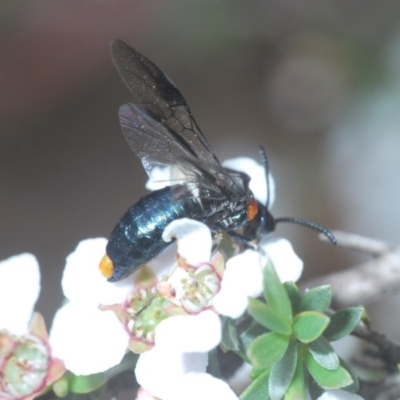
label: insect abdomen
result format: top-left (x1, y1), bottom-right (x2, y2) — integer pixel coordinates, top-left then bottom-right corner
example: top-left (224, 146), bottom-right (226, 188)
top-left (106, 185), bottom-right (203, 281)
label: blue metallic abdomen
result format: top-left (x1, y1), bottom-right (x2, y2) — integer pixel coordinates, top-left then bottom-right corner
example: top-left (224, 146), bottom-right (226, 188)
top-left (106, 185), bottom-right (204, 281)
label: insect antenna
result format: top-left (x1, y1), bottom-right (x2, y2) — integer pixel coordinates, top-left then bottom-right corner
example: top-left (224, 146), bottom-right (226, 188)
top-left (259, 146), bottom-right (271, 209)
top-left (274, 217), bottom-right (337, 244)
top-left (257, 146), bottom-right (336, 245)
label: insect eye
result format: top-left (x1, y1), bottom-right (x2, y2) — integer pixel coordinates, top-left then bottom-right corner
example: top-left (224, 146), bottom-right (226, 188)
top-left (246, 198), bottom-right (258, 221)
top-left (99, 254), bottom-right (114, 278)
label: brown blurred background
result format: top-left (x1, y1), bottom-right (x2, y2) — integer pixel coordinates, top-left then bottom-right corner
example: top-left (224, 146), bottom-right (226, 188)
top-left (1, 1), bottom-right (400, 332)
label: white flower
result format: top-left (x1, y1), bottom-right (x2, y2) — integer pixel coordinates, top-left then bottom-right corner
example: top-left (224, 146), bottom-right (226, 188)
top-left (0, 253), bottom-right (40, 335)
top-left (50, 302), bottom-right (128, 375)
top-left (213, 239), bottom-right (303, 318)
top-left (145, 166), bottom-right (173, 191)
top-left (50, 238), bottom-right (130, 375)
top-left (136, 313), bottom-right (233, 399)
top-left (145, 165), bottom-right (187, 191)
top-left (317, 390), bottom-right (364, 400)
top-left (155, 311), bottom-right (221, 353)
top-left (260, 238), bottom-right (303, 283)
top-left (165, 372), bottom-right (239, 400)
top-left (0, 254), bottom-right (66, 399)
top-left (163, 219), bottom-right (212, 266)
top-left (223, 157), bottom-right (275, 206)
top-left (135, 346), bottom-right (208, 399)
top-left (212, 250), bottom-right (263, 318)
top-left (61, 238), bottom-right (133, 306)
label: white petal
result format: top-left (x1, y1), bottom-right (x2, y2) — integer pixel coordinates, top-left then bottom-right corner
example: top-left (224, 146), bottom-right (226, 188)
top-left (165, 372), bottom-right (238, 400)
top-left (317, 390), bottom-right (364, 400)
top-left (62, 238), bottom-right (133, 306)
top-left (145, 166), bottom-right (172, 191)
top-left (147, 242), bottom-right (177, 280)
top-left (155, 311), bottom-right (221, 353)
top-left (136, 347), bottom-right (208, 399)
top-left (223, 157), bottom-right (275, 207)
top-left (0, 253), bottom-right (40, 334)
top-left (212, 250), bottom-right (263, 318)
top-left (162, 219), bottom-right (212, 265)
top-left (260, 238), bottom-right (303, 282)
top-left (50, 302), bottom-right (129, 375)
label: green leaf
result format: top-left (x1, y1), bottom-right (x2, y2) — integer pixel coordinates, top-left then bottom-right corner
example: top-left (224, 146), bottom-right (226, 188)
top-left (52, 376), bottom-right (69, 398)
top-left (221, 317), bottom-right (240, 352)
top-left (308, 337), bottom-right (339, 370)
top-left (248, 333), bottom-right (289, 369)
top-left (305, 353), bottom-right (353, 390)
top-left (283, 282), bottom-right (302, 315)
top-left (307, 373), bottom-right (324, 400)
top-left (269, 339), bottom-right (298, 400)
top-left (69, 373), bottom-right (107, 394)
top-left (324, 307), bottom-right (364, 342)
top-left (207, 348), bottom-right (221, 378)
top-left (68, 351), bottom-right (139, 394)
top-left (240, 369), bottom-right (271, 400)
top-left (284, 356), bottom-right (307, 400)
top-left (237, 321), bottom-right (269, 360)
top-left (293, 311), bottom-right (330, 343)
top-left (299, 286), bottom-right (332, 313)
top-left (340, 358), bottom-right (359, 393)
top-left (250, 366), bottom-right (269, 380)
top-left (248, 298), bottom-right (292, 335)
top-left (263, 261), bottom-right (292, 321)
top-left (104, 351), bottom-right (138, 378)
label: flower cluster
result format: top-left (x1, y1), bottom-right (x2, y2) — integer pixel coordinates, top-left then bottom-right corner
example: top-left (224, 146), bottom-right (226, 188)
top-left (0, 157), bottom-right (363, 400)
top-left (0, 254), bottom-right (65, 400)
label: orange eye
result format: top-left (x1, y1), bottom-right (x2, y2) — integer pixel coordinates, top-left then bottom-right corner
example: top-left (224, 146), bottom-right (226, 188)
top-left (99, 254), bottom-right (114, 278)
top-left (246, 198), bottom-right (258, 221)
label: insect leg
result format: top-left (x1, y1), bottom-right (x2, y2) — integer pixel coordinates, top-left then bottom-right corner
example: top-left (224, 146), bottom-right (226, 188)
top-left (227, 230), bottom-right (258, 250)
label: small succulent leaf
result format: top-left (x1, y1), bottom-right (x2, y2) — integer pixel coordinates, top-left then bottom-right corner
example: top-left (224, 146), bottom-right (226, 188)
top-left (248, 298), bottom-right (292, 335)
top-left (307, 372), bottom-right (324, 400)
top-left (263, 260), bottom-right (292, 321)
top-left (293, 311), bottom-right (330, 343)
top-left (284, 355), bottom-right (307, 400)
top-left (283, 282), bottom-right (302, 315)
top-left (299, 285), bottom-right (332, 313)
top-left (340, 358), bottom-right (360, 393)
top-left (69, 373), bottom-right (107, 394)
top-left (248, 333), bottom-right (290, 369)
top-left (305, 353), bottom-right (353, 390)
top-left (238, 321), bottom-right (269, 360)
top-left (101, 351), bottom-right (138, 381)
top-left (52, 377), bottom-right (69, 398)
top-left (250, 366), bottom-right (269, 380)
top-left (208, 348), bottom-right (221, 378)
top-left (360, 308), bottom-right (371, 327)
top-left (240, 369), bottom-right (271, 400)
top-left (221, 317), bottom-right (240, 352)
top-left (324, 307), bottom-right (364, 342)
top-left (308, 337), bottom-right (339, 370)
top-left (269, 338), bottom-right (298, 400)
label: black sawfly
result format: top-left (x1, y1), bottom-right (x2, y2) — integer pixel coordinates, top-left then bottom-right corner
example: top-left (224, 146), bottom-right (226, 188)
top-left (99, 40), bottom-right (336, 282)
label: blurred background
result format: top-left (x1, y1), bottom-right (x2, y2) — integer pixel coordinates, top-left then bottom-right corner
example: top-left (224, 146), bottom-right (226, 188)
top-left (1, 0), bottom-right (400, 335)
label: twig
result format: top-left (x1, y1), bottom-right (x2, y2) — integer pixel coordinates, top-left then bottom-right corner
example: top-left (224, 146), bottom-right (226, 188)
top-left (351, 321), bottom-right (400, 373)
top-left (319, 231), bottom-right (392, 256)
top-left (359, 374), bottom-right (400, 400)
top-left (303, 232), bottom-right (400, 308)
top-left (305, 233), bottom-right (400, 399)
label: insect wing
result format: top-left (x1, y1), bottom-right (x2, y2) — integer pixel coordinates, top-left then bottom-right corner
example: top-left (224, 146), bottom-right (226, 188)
top-left (119, 102), bottom-right (200, 182)
top-left (111, 39), bottom-right (219, 166)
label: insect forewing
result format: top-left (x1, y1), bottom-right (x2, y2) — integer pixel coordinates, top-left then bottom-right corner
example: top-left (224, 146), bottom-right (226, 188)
top-left (111, 39), bottom-right (220, 167)
top-left (112, 39), bottom-right (251, 204)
